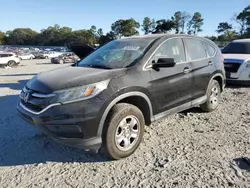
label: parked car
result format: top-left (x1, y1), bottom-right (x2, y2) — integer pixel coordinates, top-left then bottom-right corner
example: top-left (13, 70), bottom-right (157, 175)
top-left (17, 34), bottom-right (226, 160)
top-left (40, 51), bottom-right (63, 59)
top-left (0, 53), bottom-right (20, 67)
top-left (33, 51), bottom-right (45, 59)
top-left (51, 52), bottom-right (80, 64)
top-left (222, 39), bottom-right (250, 85)
top-left (19, 53), bottom-right (35, 60)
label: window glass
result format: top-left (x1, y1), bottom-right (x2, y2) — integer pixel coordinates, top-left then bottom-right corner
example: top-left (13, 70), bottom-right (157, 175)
top-left (222, 42), bottom-right (250, 54)
top-left (77, 38), bottom-right (155, 69)
top-left (0, 54), bottom-right (9, 57)
top-left (185, 38), bottom-right (207, 60)
top-left (155, 38), bottom-right (186, 63)
top-left (205, 43), bottom-right (216, 57)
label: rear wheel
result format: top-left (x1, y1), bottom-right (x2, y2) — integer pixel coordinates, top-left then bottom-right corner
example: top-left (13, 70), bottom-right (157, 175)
top-left (7, 61), bottom-right (16, 67)
top-left (59, 59), bottom-right (64, 64)
top-left (101, 103), bottom-right (145, 160)
top-left (200, 80), bottom-right (221, 112)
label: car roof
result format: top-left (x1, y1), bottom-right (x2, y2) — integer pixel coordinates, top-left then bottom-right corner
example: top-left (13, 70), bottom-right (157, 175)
top-left (119, 34), bottom-right (204, 40)
top-left (232, 39), bottom-right (250, 43)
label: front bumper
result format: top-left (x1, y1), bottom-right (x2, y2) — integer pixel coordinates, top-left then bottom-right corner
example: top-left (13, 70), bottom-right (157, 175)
top-left (226, 65), bottom-right (250, 85)
top-left (17, 98), bottom-right (104, 151)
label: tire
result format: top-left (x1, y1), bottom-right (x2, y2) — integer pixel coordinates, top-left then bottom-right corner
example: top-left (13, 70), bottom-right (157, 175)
top-left (200, 80), bottom-right (221, 112)
top-left (7, 61), bottom-right (16, 67)
top-left (59, 59), bottom-right (64, 64)
top-left (101, 103), bottom-right (145, 160)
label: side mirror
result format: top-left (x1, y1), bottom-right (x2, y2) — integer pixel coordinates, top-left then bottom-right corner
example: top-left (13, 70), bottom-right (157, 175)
top-left (153, 58), bottom-right (176, 69)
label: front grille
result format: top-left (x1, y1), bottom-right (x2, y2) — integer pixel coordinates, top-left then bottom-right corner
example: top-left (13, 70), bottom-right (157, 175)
top-left (21, 100), bottom-right (43, 112)
top-left (224, 63), bottom-right (242, 73)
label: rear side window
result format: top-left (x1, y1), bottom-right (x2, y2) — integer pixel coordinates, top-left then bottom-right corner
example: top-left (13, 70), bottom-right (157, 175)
top-left (204, 43), bottom-right (216, 57)
top-left (185, 38), bottom-right (207, 61)
top-left (154, 38), bottom-right (186, 63)
top-left (0, 54), bottom-right (10, 57)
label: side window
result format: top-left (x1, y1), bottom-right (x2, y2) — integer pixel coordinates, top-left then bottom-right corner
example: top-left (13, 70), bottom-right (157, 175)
top-left (154, 38), bottom-right (186, 63)
top-left (185, 38), bottom-right (207, 60)
top-left (204, 42), bottom-right (216, 57)
top-left (1, 54), bottom-right (9, 57)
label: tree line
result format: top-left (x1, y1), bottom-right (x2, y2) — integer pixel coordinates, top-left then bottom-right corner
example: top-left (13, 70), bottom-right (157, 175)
top-left (0, 5), bottom-right (249, 47)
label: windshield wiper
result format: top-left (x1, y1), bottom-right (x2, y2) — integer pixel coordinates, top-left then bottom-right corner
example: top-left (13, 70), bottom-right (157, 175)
top-left (82, 64), bottom-right (112, 69)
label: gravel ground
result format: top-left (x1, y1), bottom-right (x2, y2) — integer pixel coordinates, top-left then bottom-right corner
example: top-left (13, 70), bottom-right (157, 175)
top-left (0, 59), bottom-right (250, 188)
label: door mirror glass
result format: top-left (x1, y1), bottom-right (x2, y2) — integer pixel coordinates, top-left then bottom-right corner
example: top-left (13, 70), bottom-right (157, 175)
top-left (153, 58), bottom-right (176, 68)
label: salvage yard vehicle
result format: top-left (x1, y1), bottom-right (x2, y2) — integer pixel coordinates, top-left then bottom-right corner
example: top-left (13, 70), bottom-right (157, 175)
top-left (0, 52), bottom-right (20, 67)
top-left (222, 39), bottom-right (250, 85)
top-left (40, 51), bottom-right (63, 59)
top-left (19, 53), bottom-right (35, 60)
top-left (51, 52), bottom-right (80, 64)
top-left (17, 34), bottom-right (226, 160)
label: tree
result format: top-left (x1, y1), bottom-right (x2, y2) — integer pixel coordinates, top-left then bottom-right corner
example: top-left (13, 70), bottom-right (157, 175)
top-left (216, 22), bottom-right (236, 41)
top-left (232, 5), bottom-right (250, 37)
top-left (153, 19), bottom-right (175, 33)
top-left (97, 28), bottom-right (104, 36)
top-left (90, 25), bottom-right (97, 34)
top-left (0, 31), bottom-right (6, 45)
top-left (205, 36), bottom-right (217, 41)
top-left (111, 18), bottom-right (140, 38)
top-left (99, 31), bottom-right (116, 45)
top-left (142, 17), bottom-right (153, 34)
top-left (5, 28), bottom-right (38, 45)
top-left (216, 22), bottom-right (232, 34)
top-left (180, 12), bottom-right (191, 34)
top-left (171, 11), bottom-right (182, 34)
top-left (187, 12), bottom-right (204, 35)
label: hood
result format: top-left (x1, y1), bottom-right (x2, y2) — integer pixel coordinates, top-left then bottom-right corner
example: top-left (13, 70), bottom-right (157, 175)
top-left (26, 66), bottom-right (126, 93)
top-left (223, 54), bottom-right (250, 62)
top-left (67, 44), bottom-right (95, 59)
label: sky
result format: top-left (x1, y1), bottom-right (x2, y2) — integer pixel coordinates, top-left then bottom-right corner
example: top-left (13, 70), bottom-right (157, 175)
top-left (0, 0), bottom-right (249, 36)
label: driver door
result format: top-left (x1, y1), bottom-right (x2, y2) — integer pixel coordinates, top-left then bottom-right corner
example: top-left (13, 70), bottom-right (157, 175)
top-left (148, 38), bottom-right (193, 113)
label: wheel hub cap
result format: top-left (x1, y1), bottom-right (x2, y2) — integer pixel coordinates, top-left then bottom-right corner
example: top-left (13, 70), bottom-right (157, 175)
top-left (210, 86), bottom-right (219, 107)
top-left (115, 115), bottom-right (140, 151)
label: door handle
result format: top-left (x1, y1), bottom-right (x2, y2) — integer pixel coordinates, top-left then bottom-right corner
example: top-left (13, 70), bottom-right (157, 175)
top-left (183, 67), bottom-right (191, 74)
top-left (208, 61), bottom-right (213, 65)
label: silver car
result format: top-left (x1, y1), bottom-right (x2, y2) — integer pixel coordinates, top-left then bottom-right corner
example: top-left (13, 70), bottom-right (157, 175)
top-left (222, 39), bottom-right (250, 85)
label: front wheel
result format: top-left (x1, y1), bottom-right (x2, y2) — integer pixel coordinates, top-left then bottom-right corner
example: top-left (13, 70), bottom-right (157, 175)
top-left (200, 80), bottom-right (221, 112)
top-left (101, 103), bottom-right (145, 160)
top-left (7, 61), bottom-right (16, 67)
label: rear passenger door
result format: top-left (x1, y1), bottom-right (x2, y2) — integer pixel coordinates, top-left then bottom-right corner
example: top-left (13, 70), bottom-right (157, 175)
top-left (0, 54), bottom-right (8, 64)
top-left (148, 38), bottom-right (193, 113)
top-left (183, 38), bottom-right (214, 100)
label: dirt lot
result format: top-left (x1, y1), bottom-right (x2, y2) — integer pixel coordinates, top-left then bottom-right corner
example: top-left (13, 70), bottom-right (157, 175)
top-left (0, 59), bottom-right (250, 187)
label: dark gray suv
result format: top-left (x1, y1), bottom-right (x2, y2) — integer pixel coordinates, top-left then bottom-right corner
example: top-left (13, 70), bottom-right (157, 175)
top-left (17, 34), bottom-right (226, 159)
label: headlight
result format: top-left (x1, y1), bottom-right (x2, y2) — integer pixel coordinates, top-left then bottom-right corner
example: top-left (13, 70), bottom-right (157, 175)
top-left (50, 79), bottom-right (110, 104)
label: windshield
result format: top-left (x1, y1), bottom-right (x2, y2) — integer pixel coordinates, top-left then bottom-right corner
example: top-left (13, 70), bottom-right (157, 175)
top-left (222, 42), bottom-right (250, 54)
top-left (77, 38), bottom-right (155, 69)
